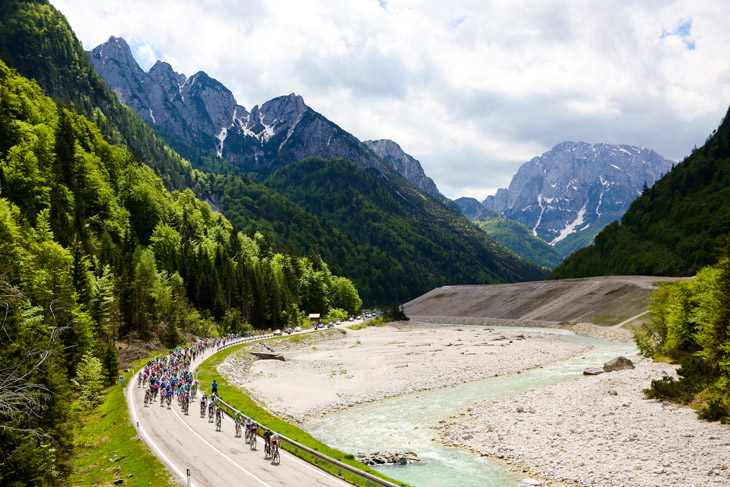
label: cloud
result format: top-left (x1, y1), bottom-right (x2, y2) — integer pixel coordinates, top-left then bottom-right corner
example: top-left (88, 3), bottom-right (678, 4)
top-left (50, 0), bottom-right (730, 200)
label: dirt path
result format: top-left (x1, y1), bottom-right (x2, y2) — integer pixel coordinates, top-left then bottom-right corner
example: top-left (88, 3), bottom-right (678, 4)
top-left (126, 348), bottom-right (352, 487)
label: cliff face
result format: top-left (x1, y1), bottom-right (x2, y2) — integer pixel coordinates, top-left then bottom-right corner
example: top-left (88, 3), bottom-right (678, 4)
top-left (363, 139), bottom-right (446, 201)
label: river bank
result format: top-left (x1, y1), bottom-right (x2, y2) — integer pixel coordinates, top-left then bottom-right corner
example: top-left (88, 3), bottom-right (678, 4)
top-left (440, 359), bottom-right (730, 487)
top-left (410, 316), bottom-right (634, 342)
top-left (219, 323), bottom-right (590, 422)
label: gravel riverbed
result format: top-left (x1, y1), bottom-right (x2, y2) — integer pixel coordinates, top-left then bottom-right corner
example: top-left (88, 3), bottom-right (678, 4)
top-left (219, 324), bottom-right (589, 422)
top-left (440, 359), bottom-right (730, 487)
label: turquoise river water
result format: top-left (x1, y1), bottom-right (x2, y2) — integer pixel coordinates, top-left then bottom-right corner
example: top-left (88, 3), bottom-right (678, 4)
top-left (304, 327), bottom-right (638, 487)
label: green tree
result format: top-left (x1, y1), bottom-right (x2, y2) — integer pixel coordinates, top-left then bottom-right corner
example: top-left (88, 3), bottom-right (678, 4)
top-left (71, 352), bottom-right (104, 410)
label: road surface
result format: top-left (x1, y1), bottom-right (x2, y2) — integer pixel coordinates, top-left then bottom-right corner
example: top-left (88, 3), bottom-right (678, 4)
top-left (126, 342), bottom-right (355, 487)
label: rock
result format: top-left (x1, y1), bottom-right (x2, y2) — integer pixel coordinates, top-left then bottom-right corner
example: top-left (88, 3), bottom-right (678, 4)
top-left (583, 368), bottom-right (604, 375)
top-left (113, 480), bottom-right (124, 485)
top-left (603, 356), bottom-right (634, 372)
top-left (520, 479), bottom-right (542, 486)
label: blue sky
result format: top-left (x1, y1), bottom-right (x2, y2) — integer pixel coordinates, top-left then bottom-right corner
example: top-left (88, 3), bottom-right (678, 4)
top-left (51, 0), bottom-right (730, 200)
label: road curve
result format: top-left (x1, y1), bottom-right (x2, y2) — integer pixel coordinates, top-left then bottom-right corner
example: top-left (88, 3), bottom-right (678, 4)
top-left (126, 344), bottom-right (353, 487)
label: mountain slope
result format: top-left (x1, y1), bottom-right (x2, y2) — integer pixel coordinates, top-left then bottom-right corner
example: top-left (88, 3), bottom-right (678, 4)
top-left (474, 213), bottom-right (564, 269)
top-left (363, 139), bottom-right (446, 201)
top-left (265, 158), bottom-right (546, 302)
top-left (87, 34), bottom-right (547, 301)
top-left (483, 142), bottom-right (673, 254)
top-left (550, 107), bottom-right (730, 279)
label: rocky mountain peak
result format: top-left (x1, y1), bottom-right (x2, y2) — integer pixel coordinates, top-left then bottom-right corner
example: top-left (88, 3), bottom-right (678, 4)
top-left (363, 139), bottom-right (445, 201)
top-left (481, 141), bottom-right (673, 253)
top-left (255, 93), bottom-right (308, 130)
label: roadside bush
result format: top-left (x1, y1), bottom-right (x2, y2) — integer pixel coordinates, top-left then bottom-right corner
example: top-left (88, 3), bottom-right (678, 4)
top-left (643, 375), bottom-right (696, 404)
top-left (698, 399), bottom-right (729, 421)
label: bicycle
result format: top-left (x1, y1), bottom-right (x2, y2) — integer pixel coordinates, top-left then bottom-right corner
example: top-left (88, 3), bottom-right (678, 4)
top-left (235, 421), bottom-right (242, 438)
top-left (144, 390), bottom-right (150, 406)
top-left (250, 433), bottom-right (257, 450)
top-left (264, 439), bottom-right (270, 457)
top-left (216, 414), bottom-right (222, 431)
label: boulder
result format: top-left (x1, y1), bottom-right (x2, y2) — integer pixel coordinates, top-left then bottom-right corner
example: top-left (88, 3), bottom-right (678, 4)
top-left (583, 368), bottom-right (604, 375)
top-left (603, 356), bottom-right (635, 372)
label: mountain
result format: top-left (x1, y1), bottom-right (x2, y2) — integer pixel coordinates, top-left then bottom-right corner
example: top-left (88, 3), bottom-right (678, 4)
top-left (363, 139), bottom-right (446, 201)
top-left (483, 142), bottom-right (673, 256)
top-left (551, 106), bottom-right (730, 279)
top-left (455, 197), bottom-right (488, 220)
top-left (89, 37), bottom-right (388, 175)
top-left (454, 198), bottom-right (562, 268)
top-left (86, 35), bottom-right (547, 302)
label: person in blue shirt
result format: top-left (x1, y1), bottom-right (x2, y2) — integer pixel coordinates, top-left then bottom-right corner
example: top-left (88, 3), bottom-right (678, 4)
top-left (212, 379), bottom-right (218, 395)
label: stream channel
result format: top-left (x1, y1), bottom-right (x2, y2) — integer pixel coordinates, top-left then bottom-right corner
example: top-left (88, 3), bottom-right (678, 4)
top-left (304, 326), bottom-right (638, 487)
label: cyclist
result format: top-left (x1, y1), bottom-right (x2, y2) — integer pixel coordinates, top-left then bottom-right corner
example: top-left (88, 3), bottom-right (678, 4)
top-left (200, 394), bottom-right (207, 417)
top-left (249, 421), bottom-right (259, 449)
top-left (208, 398), bottom-right (215, 420)
top-left (244, 417), bottom-right (253, 442)
top-left (271, 433), bottom-right (281, 463)
top-left (234, 410), bottom-right (244, 437)
top-left (263, 428), bottom-right (272, 456)
top-left (215, 405), bottom-right (223, 431)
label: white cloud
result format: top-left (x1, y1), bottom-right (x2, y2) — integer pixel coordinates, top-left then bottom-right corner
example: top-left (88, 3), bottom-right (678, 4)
top-left (51, 0), bottom-right (730, 200)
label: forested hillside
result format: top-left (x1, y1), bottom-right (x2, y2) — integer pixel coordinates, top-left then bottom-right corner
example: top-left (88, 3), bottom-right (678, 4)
top-left (550, 105), bottom-right (730, 279)
top-left (474, 212), bottom-right (563, 269)
top-left (0, 59), bottom-right (360, 483)
top-left (265, 158), bottom-right (546, 301)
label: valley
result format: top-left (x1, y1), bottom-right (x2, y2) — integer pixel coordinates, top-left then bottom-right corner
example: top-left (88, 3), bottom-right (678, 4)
top-left (216, 277), bottom-right (729, 487)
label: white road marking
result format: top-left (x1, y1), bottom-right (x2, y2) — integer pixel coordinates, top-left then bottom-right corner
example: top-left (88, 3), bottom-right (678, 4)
top-left (128, 375), bottom-right (197, 486)
top-left (170, 393), bottom-right (273, 487)
top-left (219, 410), bottom-right (352, 486)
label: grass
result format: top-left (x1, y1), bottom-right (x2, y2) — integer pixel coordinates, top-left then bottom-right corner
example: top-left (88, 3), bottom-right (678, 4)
top-left (70, 355), bottom-right (179, 487)
top-left (347, 317), bottom-right (388, 330)
top-left (196, 341), bottom-right (412, 487)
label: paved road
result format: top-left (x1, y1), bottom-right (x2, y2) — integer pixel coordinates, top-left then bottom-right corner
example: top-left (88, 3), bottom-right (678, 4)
top-left (126, 343), bottom-right (354, 487)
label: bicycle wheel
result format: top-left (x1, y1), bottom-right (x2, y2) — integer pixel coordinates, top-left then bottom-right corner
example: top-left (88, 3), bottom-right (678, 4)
top-left (273, 448), bottom-right (280, 465)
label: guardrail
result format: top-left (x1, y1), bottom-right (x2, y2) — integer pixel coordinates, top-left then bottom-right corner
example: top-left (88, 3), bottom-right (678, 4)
top-left (215, 334), bottom-right (273, 353)
top-left (205, 330), bottom-right (406, 487)
top-left (214, 395), bottom-right (405, 487)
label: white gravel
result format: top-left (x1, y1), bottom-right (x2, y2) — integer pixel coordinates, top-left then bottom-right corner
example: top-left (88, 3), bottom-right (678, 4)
top-left (440, 359), bottom-right (730, 487)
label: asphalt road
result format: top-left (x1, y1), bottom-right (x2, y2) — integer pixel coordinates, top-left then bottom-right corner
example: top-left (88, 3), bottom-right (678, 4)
top-left (126, 342), bottom-right (354, 487)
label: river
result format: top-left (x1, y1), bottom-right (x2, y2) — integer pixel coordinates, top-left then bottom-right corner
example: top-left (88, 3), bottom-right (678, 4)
top-left (304, 326), bottom-right (637, 487)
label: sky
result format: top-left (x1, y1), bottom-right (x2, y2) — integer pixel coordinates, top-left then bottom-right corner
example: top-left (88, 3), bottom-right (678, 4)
top-left (51, 0), bottom-right (730, 200)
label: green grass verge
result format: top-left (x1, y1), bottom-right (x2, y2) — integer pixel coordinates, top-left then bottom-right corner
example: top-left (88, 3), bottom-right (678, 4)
top-left (347, 317), bottom-right (388, 330)
top-left (197, 341), bottom-right (412, 487)
top-left (70, 356), bottom-right (179, 486)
